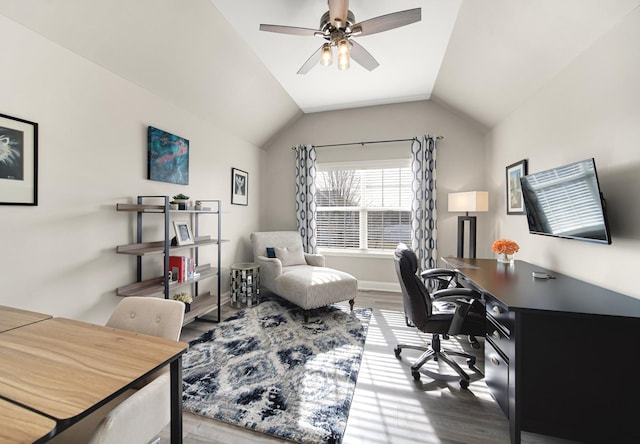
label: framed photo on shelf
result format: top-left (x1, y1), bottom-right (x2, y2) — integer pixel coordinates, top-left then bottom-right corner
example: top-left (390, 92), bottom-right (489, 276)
top-left (231, 167), bottom-right (248, 206)
top-left (506, 159), bottom-right (528, 215)
top-left (0, 113), bottom-right (38, 206)
top-left (173, 220), bottom-right (194, 246)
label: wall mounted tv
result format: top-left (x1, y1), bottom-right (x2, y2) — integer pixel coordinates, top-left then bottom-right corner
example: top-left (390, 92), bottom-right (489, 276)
top-left (520, 158), bottom-right (611, 244)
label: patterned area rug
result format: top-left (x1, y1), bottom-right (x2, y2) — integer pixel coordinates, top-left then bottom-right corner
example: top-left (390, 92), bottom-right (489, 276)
top-left (182, 295), bottom-right (372, 443)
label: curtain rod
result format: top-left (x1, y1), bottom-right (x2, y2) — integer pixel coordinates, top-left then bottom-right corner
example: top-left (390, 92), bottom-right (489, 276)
top-left (290, 135), bottom-right (444, 150)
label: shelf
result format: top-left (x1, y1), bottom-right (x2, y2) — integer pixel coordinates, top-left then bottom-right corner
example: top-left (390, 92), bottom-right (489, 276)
top-left (116, 203), bottom-right (220, 214)
top-left (116, 203), bottom-right (165, 213)
top-left (116, 237), bottom-right (228, 256)
top-left (183, 292), bottom-right (219, 324)
top-left (116, 264), bottom-right (218, 297)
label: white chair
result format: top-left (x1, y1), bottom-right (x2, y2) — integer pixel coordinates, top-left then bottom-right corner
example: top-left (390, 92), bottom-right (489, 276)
top-left (49, 297), bottom-right (185, 444)
top-left (250, 231), bottom-right (357, 321)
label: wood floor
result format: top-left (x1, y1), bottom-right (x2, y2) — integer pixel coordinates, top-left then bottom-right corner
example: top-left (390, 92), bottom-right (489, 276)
top-left (160, 290), bottom-right (580, 444)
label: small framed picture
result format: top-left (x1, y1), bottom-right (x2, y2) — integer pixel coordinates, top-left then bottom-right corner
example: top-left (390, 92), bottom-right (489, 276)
top-left (231, 167), bottom-right (248, 206)
top-left (173, 220), bottom-right (194, 246)
top-left (506, 159), bottom-right (528, 215)
top-left (0, 113), bottom-right (38, 206)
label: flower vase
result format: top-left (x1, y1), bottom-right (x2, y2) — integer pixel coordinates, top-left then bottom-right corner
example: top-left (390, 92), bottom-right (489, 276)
top-left (497, 253), bottom-right (514, 264)
top-left (184, 303), bottom-right (191, 313)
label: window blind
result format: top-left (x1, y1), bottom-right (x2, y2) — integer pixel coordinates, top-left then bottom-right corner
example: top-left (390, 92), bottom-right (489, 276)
top-left (317, 160), bottom-right (412, 251)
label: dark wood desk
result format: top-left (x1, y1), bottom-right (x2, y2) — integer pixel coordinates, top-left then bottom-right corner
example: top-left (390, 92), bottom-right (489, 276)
top-left (0, 317), bottom-right (187, 443)
top-left (0, 305), bottom-right (51, 332)
top-left (442, 258), bottom-right (640, 444)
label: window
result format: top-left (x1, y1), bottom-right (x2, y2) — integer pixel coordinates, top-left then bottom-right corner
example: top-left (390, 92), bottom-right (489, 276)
top-left (316, 160), bottom-right (412, 251)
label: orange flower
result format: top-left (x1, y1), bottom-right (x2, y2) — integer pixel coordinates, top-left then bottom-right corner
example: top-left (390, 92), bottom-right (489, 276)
top-left (492, 239), bottom-right (520, 255)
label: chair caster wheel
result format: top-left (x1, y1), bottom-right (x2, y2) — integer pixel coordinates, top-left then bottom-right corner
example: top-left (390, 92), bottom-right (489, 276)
top-left (460, 379), bottom-right (469, 389)
top-left (467, 357), bottom-right (476, 368)
top-left (394, 347), bottom-right (401, 359)
top-left (412, 370), bottom-right (421, 381)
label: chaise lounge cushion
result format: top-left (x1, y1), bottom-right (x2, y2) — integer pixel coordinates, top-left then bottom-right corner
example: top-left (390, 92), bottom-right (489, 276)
top-left (274, 246), bottom-right (306, 266)
top-left (276, 265), bottom-right (357, 311)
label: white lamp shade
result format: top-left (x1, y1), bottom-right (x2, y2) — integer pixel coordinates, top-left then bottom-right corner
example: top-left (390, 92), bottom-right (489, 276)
top-left (448, 191), bottom-right (489, 213)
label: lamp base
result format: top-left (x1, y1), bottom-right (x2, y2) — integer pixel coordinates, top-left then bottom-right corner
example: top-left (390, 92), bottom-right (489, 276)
top-left (457, 216), bottom-right (477, 259)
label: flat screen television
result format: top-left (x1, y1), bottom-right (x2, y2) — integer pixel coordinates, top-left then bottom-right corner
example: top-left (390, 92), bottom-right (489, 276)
top-left (520, 158), bottom-right (611, 244)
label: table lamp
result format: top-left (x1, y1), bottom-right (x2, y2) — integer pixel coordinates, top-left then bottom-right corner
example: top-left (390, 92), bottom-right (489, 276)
top-left (448, 191), bottom-right (489, 258)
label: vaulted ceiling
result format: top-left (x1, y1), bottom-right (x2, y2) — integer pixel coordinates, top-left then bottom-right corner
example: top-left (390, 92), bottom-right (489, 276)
top-left (1, 0), bottom-right (638, 146)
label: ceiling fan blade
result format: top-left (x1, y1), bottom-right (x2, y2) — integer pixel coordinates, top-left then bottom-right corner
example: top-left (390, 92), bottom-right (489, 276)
top-left (297, 46), bottom-right (323, 75)
top-left (329, 0), bottom-right (349, 26)
top-left (351, 8), bottom-right (421, 36)
top-left (349, 40), bottom-right (379, 71)
top-left (259, 24), bottom-right (319, 36)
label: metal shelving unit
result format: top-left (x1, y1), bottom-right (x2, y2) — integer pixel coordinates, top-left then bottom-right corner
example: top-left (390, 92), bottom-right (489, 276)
top-left (116, 196), bottom-right (225, 324)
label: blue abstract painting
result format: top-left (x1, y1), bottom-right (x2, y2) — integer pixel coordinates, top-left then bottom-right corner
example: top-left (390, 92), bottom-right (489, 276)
top-left (147, 126), bottom-right (189, 185)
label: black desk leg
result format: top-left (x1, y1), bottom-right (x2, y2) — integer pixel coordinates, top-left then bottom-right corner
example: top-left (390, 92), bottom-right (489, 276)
top-left (170, 358), bottom-right (183, 444)
top-left (510, 421), bottom-right (521, 444)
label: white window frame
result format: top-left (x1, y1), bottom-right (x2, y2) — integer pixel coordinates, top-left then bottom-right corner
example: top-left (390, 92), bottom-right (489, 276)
top-left (316, 159), bottom-right (412, 255)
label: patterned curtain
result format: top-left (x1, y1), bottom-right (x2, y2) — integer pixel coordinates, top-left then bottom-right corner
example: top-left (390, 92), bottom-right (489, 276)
top-left (295, 144), bottom-right (318, 253)
top-left (410, 136), bottom-right (438, 270)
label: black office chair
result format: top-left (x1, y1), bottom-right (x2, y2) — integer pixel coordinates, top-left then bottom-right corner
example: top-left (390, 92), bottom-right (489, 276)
top-left (423, 266), bottom-right (481, 350)
top-left (393, 243), bottom-right (485, 388)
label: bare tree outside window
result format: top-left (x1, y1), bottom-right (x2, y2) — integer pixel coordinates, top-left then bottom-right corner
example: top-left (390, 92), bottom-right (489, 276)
top-left (317, 170), bottom-right (361, 206)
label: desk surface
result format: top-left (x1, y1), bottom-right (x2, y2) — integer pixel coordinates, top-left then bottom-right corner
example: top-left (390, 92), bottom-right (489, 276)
top-left (0, 398), bottom-right (56, 444)
top-left (0, 305), bottom-right (52, 333)
top-left (442, 257), bottom-right (640, 318)
top-left (0, 317), bottom-right (187, 422)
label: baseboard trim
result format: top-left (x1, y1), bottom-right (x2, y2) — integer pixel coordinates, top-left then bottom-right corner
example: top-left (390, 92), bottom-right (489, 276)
top-left (357, 281), bottom-right (400, 293)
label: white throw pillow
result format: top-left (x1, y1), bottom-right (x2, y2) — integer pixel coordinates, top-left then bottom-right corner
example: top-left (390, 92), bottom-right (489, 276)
top-left (274, 246), bottom-right (306, 267)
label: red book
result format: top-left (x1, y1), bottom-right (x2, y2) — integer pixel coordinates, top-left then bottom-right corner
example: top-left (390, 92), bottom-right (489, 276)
top-left (169, 256), bottom-right (185, 283)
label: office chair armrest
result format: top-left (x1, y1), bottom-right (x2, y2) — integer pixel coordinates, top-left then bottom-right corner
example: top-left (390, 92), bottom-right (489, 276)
top-left (432, 287), bottom-right (482, 302)
top-left (420, 268), bottom-right (458, 280)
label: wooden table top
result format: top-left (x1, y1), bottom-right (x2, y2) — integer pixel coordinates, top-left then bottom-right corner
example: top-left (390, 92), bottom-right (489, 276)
top-left (0, 398), bottom-right (56, 444)
top-left (0, 305), bottom-right (51, 333)
top-left (0, 317), bottom-right (187, 422)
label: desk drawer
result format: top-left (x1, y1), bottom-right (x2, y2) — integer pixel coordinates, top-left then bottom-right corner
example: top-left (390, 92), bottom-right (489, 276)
top-left (486, 316), bottom-right (513, 360)
top-left (485, 339), bottom-right (509, 418)
top-left (485, 297), bottom-right (514, 336)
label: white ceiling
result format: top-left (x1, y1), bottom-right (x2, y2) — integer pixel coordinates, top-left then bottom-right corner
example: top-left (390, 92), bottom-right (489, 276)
top-left (211, 0), bottom-right (640, 125)
top-left (1, 0), bottom-right (639, 143)
top-left (211, 0), bottom-right (462, 113)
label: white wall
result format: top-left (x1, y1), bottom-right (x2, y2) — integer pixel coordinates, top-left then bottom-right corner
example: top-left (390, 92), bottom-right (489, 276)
top-left (487, 8), bottom-right (640, 299)
top-left (0, 16), bottom-right (261, 323)
top-left (261, 100), bottom-right (487, 288)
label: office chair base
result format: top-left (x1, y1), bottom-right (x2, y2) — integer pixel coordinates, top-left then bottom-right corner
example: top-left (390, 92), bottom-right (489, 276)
top-left (394, 335), bottom-right (477, 389)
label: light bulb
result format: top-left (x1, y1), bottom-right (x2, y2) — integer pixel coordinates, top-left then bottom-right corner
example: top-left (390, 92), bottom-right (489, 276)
top-left (338, 52), bottom-right (350, 70)
top-left (337, 39), bottom-right (350, 56)
top-left (320, 43), bottom-right (333, 67)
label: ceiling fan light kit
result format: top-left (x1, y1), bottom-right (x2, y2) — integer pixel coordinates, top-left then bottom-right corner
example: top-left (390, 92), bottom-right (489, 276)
top-left (259, 0), bottom-right (421, 74)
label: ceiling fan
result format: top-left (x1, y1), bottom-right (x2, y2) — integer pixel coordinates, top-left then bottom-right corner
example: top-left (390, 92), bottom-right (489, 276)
top-left (259, 0), bottom-right (422, 74)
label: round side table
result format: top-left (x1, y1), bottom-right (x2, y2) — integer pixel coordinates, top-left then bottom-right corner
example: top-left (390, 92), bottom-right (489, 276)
top-left (230, 262), bottom-right (260, 308)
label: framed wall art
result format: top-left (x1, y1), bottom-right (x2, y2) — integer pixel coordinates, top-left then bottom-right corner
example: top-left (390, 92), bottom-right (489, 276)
top-left (0, 113), bottom-right (38, 206)
top-left (231, 167), bottom-right (248, 206)
top-left (506, 159), bottom-right (528, 215)
top-left (147, 126), bottom-right (189, 185)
